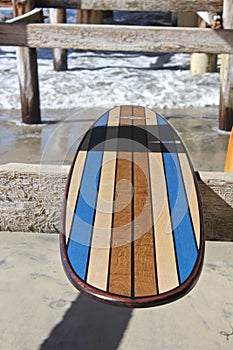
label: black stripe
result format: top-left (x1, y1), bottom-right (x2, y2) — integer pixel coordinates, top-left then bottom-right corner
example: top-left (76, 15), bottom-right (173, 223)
top-left (80, 125), bottom-right (184, 153)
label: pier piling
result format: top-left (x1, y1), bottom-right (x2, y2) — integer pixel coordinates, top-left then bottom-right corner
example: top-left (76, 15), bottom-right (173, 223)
top-left (13, 0), bottom-right (41, 124)
top-left (219, 0), bottom-right (233, 131)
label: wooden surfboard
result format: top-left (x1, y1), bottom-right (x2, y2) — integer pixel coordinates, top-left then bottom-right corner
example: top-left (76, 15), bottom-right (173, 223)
top-left (61, 106), bottom-right (204, 307)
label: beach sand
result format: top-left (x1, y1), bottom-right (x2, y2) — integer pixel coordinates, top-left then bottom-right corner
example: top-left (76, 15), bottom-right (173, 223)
top-left (0, 232), bottom-right (232, 350)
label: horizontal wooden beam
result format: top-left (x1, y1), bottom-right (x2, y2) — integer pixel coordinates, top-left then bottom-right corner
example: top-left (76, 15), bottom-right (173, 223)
top-left (0, 0), bottom-right (12, 6)
top-left (6, 8), bottom-right (43, 23)
top-left (0, 163), bottom-right (232, 241)
top-left (35, 0), bottom-right (223, 12)
top-left (0, 23), bottom-right (233, 54)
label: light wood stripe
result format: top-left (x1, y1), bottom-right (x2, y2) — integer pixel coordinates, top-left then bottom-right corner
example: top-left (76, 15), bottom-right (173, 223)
top-left (108, 109), bottom-right (132, 296)
top-left (87, 109), bottom-right (120, 290)
top-left (178, 153), bottom-right (200, 248)
top-left (145, 107), bottom-right (157, 124)
top-left (87, 152), bottom-right (117, 290)
top-left (146, 111), bottom-right (179, 294)
top-left (149, 153), bottom-right (179, 293)
top-left (65, 150), bottom-right (87, 243)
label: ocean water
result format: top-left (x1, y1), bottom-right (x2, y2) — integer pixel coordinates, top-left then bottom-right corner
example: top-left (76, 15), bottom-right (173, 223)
top-left (0, 46), bottom-right (221, 110)
top-left (0, 7), bottom-right (229, 170)
top-left (0, 7), bottom-right (220, 110)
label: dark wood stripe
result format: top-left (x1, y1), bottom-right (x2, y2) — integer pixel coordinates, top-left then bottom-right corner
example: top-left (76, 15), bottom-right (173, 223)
top-left (133, 110), bottom-right (157, 297)
top-left (108, 109), bottom-right (133, 297)
top-left (133, 153), bottom-right (158, 296)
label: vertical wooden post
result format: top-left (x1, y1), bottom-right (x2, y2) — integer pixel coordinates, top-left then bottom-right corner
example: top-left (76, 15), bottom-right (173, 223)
top-left (219, 0), bottom-right (233, 131)
top-left (50, 8), bottom-right (67, 71)
top-left (178, 12), bottom-right (198, 27)
top-left (179, 12), bottom-right (217, 74)
top-left (77, 10), bottom-right (103, 24)
top-left (13, 0), bottom-right (41, 124)
top-left (191, 14), bottom-right (217, 74)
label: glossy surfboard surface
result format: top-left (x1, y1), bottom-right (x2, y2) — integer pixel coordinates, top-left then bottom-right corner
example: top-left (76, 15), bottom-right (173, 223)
top-left (61, 106), bottom-right (204, 307)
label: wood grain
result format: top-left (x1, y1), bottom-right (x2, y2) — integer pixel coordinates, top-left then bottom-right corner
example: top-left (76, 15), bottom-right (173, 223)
top-left (36, 0), bottom-right (223, 12)
top-left (108, 156), bottom-right (132, 296)
top-left (1, 24), bottom-right (233, 54)
top-left (132, 108), bottom-right (157, 296)
top-left (108, 110), bottom-right (132, 296)
top-left (87, 109), bottom-right (119, 290)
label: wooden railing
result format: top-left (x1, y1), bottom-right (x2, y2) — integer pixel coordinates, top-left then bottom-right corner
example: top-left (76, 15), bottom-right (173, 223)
top-left (0, 0), bottom-right (232, 130)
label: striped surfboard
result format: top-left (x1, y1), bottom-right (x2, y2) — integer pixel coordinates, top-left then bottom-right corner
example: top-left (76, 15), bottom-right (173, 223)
top-left (61, 106), bottom-right (204, 307)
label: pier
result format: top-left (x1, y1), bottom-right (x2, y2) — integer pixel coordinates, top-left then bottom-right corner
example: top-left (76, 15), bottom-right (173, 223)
top-left (0, 0), bottom-right (233, 130)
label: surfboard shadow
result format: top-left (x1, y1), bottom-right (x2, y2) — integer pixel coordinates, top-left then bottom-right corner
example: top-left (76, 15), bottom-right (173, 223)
top-left (40, 293), bottom-right (132, 350)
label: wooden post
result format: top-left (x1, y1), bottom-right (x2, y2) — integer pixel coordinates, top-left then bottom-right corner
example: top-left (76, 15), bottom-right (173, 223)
top-left (178, 12), bottom-right (198, 27)
top-left (13, 0), bottom-right (41, 124)
top-left (191, 13), bottom-right (217, 74)
top-left (77, 10), bottom-right (103, 24)
top-left (50, 8), bottom-right (68, 71)
top-left (179, 12), bottom-right (217, 74)
top-left (219, 0), bottom-right (233, 131)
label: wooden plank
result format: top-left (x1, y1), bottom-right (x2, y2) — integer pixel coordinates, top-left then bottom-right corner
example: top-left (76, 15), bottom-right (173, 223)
top-left (0, 164), bottom-right (232, 241)
top-left (0, 0), bottom-right (12, 6)
top-left (6, 8), bottom-right (43, 23)
top-left (1, 23), bottom-right (233, 54)
top-left (35, 0), bottom-right (223, 12)
top-left (219, 0), bottom-right (233, 131)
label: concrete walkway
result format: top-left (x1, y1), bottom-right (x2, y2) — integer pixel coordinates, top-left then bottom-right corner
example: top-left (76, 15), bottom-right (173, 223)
top-left (0, 232), bottom-right (233, 350)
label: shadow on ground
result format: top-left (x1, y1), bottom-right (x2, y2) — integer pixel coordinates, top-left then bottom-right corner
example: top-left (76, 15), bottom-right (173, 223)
top-left (41, 294), bottom-right (132, 350)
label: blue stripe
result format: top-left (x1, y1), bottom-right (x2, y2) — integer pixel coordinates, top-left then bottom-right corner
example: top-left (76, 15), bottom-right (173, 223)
top-left (67, 112), bottom-right (108, 280)
top-left (157, 116), bottom-right (198, 283)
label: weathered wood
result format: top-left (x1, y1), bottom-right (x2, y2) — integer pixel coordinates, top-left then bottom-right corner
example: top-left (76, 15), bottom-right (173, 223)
top-left (13, 0), bottom-right (36, 15)
top-left (35, 0), bottom-right (223, 12)
top-left (0, 163), bottom-right (232, 241)
top-left (77, 9), bottom-right (103, 24)
top-left (178, 11), bottom-right (198, 27)
top-left (0, 0), bottom-right (12, 6)
top-left (6, 8), bottom-right (44, 23)
top-left (49, 8), bottom-right (68, 71)
top-left (219, 0), bottom-right (233, 131)
top-left (13, 0), bottom-right (41, 124)
top-left (1, 23), bottom-right (233, 54)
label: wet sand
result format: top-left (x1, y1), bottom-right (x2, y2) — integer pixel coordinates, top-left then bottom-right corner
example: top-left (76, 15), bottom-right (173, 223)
top-left (0, 106), bottom-right (230, 171)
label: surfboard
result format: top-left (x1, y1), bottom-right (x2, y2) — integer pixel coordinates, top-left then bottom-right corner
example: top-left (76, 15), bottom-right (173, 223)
top-left (60, 106), bottom-right (204, 307)
top-left (225, 127), bottom-right (233, 172)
